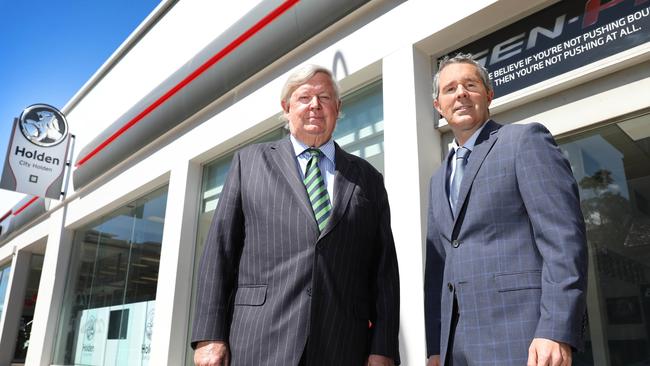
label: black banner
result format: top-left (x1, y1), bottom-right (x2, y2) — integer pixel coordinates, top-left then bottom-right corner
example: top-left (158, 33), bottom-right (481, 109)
top-left (443, 0), bottom-right (650, 97)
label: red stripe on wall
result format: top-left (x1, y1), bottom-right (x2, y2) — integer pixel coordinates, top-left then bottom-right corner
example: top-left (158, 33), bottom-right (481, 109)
top-left (13, 196), bottom-right (39, 216)
top-left (75, 0), bottom-right (300, 167)
top-left (0, 210), bottom-right (11, 223)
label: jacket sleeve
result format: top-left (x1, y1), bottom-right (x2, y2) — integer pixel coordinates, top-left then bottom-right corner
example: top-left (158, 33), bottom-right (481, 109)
top-left (424, 176), bottom-right (445, 357)
top-left (369, 175), bottom-right (401, 364)
top-left (515, 123), bottom-right (588, 350)
top-left (191, 151), bottom-right (245, 347)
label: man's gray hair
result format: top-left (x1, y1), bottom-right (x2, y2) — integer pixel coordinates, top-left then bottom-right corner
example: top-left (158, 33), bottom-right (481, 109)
top-left (280, 64), bottom-right (341, 106)
top-left (432, 53), bottom-right (493, 100)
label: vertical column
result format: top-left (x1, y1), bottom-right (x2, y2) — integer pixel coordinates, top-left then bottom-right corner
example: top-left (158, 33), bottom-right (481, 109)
top-left (149, 160), bottom-right (201, 365)
top-left (383, 45), bottom-right (442, 365)
top-left (25, 207), bottom-right (73, 366)
top-left (0, 250), bottom-right (31, 365)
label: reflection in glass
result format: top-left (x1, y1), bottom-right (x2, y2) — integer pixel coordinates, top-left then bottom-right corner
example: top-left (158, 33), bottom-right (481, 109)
top-left (0, 264), bottom-right (11, 321)
top-left (53, 187), bottom-right (167, 365)
top-left (559, 114), bottom-right (650, 366)
top-left (12, 254), bottom-right (44, 363)
top-left (334, 81), bottom-right (384, 173)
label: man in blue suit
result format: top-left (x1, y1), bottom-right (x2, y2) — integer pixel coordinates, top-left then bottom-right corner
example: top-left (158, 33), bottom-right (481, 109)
top-left (424, 53), bottom-right (587, 366)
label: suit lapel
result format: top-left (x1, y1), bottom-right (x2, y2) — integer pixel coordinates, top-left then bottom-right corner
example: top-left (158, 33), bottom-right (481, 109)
top-left (319, 143), bottom-right (356, 239)
top-left (451, 120), bottom-right (501, 231)
top-left (268, 138), bottom-right (317, 228)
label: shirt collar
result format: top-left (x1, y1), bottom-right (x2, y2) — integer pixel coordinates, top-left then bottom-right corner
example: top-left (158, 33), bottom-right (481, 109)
top-left (290, 135), bottom-right (336, 164)
top-left (451, 120), bottom-right (488, 152)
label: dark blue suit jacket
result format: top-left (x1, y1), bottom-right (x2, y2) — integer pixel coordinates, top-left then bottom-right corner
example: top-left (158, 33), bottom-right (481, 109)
top-left (424, 120), bottom-right (587, 365)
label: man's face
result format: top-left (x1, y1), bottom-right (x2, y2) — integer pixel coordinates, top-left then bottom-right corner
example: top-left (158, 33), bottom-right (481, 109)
top-left (434, 63), bottom-right (493, 135)
top-left (282, 72), bottom-right (341, 147)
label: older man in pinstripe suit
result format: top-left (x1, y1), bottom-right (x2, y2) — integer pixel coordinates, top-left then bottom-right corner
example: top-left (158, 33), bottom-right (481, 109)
top-left (424, 54), bottom-right (587, 366)
top-left (192, 65), bottom-right (400, 366)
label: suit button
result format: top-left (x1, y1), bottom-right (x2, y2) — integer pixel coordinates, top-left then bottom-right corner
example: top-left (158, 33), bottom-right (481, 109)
top-left (447, 283), bottom-right (454, 292)
top-left (306, 288), bottom-right (312, 297)
top-left (452, 239), bottom-right (460, 248)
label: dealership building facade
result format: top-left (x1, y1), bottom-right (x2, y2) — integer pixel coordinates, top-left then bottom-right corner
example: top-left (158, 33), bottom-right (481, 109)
top-left (1, 0), bottom-right (650, 364)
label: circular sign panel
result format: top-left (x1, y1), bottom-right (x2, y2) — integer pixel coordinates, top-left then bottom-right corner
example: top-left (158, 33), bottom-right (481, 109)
top-left (18, 104), bottom-right (68, 147)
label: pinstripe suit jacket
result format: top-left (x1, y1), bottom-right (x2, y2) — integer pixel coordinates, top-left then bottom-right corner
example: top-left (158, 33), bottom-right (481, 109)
top-left (424, 120), bottom-right (587, 365)
top-left (192, 137), bottom-right (400, 365)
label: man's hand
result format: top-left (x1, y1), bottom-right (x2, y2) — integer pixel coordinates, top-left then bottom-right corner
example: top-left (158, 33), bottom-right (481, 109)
top-left (427, 355), bottom-right (441, 366)
top-left (527, 338), bottom-right (572, 366)
top-left (194, 340), bottom-right (230, 366)
top-left (366, 354), bottom-right (394, 366)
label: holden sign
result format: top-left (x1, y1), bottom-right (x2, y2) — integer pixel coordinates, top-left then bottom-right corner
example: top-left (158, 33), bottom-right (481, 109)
top-left (1, 104), bottom-right (71, 199)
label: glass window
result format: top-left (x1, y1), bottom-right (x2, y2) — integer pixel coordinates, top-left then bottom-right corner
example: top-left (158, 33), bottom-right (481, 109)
top-left (185, 80), bottom-right (385, 364)
top-left (53, 187), bottom-right (167, 366)
top-left (0, 264), bottom-right (11, 320)
top-left (334, 81), bottom-right (384, 172)
top-left (13, 254), bottom-right (44, 363)
top-left (558, 114), bottom-right (650, 366)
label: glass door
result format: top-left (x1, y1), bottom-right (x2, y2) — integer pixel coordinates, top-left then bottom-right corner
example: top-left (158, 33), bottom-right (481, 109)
top-left (558, 113), bottom-right (650, 365)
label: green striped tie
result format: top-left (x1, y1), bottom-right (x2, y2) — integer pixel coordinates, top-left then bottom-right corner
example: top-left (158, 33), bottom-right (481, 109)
top-left (304, 149), bottom-right (332, 232)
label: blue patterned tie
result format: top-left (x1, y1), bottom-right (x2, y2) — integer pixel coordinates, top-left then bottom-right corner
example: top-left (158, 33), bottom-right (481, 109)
top-left (304, 149), bottom-right (332, 232)
top-left (451, 147), bottom-right (470, 214)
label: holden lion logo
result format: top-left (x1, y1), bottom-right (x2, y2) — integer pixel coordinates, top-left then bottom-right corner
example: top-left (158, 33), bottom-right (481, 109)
top-left (18, 104), bottom-right (68, 147)
top-left (84, 315), bottom-right (97, 342)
